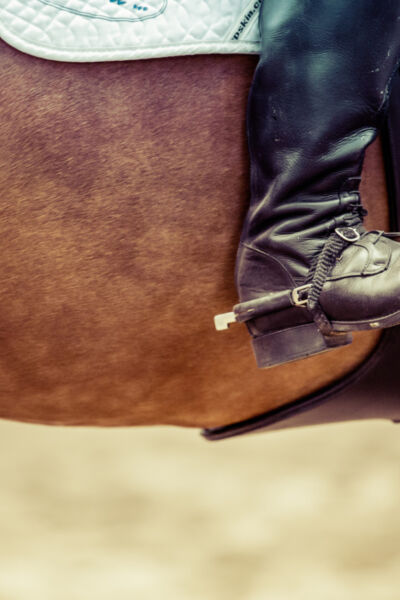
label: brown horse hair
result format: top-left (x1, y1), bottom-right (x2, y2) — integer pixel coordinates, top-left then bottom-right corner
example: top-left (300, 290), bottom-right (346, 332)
top-left (0, 40), bottom-right (387, 427)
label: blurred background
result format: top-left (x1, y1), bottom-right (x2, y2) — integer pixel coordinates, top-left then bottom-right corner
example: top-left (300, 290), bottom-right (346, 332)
top-left (0, 419), bottom-right (399, 599)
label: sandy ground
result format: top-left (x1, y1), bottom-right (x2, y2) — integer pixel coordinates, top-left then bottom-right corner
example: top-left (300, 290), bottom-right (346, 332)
top-left (0, 419), bottom-right (399, 599)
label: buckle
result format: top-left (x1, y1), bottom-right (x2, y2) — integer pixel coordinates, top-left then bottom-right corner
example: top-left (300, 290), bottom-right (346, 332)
top-left (214, 311), bottom-right (237, 331)
top-left (335, 227), bottom-right (361, 242)
top-left (291, 284), bottom-right (311, 306)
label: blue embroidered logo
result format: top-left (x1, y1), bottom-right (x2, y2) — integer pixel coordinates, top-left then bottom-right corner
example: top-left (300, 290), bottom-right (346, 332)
top-left (109, 1), bottom-right (149, 11)
top-left (38, 0), bottom-right (166, 22)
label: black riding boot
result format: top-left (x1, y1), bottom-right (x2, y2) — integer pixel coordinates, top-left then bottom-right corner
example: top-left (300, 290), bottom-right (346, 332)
top-left (215, 0), bottom-right (400, 368)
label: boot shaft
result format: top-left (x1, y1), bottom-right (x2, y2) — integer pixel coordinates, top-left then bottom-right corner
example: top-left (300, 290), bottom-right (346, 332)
top-left (242, 0), bottom-right (400, 279)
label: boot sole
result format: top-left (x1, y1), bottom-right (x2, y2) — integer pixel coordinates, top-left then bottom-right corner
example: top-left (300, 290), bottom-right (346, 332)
top-left (332, 308), bottom-right (400, 332)
top-left (252, 322), bottom-right (352, 369)
top-left (253, 309), bottom-right (400, 369)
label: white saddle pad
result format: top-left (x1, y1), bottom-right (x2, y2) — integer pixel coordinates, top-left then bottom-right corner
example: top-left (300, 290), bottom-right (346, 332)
top-left (0, 0), bottom-right (262, 62)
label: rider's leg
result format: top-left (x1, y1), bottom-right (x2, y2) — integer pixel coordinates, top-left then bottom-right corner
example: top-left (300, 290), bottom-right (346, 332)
top-left (216, 0), bottom-right (400, 368)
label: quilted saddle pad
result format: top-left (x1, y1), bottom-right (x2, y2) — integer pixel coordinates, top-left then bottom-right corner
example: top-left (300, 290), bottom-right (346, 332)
top-left (0, 0), bottom-right (262, 62)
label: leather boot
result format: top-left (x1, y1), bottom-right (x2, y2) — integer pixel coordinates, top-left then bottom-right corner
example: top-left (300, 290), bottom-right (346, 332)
top-left (215, 0), bottom-right (400, 368)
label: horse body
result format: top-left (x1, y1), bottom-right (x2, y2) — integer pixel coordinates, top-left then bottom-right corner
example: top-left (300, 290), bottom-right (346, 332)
top-left (0, 40), bottom-right (387, 427)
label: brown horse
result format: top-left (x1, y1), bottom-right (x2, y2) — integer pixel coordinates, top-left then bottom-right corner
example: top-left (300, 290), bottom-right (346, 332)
top-left (0, 39), bottom-right (389, 429)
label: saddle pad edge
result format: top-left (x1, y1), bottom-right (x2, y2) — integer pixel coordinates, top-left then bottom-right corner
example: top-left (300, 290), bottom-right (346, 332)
top-left (0, 28), bottom-right (261, 62)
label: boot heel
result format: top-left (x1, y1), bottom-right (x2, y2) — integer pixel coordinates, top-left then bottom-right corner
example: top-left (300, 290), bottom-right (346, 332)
top-left (252, 322), bottom-right (352, 369)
